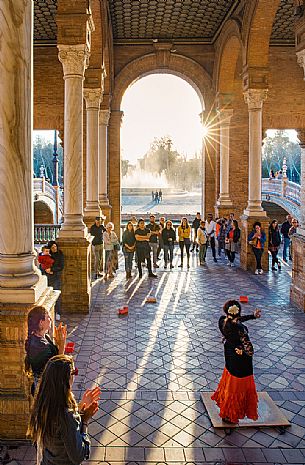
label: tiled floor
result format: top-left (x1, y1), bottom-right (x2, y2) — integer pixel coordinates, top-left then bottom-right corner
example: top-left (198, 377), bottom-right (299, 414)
top-left (7, 249), bottom-right (305, 464)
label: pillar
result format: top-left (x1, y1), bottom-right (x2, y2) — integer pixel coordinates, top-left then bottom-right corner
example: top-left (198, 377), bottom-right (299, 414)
top-left (240, 89), bottom-right (269, 272)
top-left (83, 88), bottom-right (101, 225)
top-left (0, 0), bottom-right (58, 439)
top-left (99, 109), bottom-right (111, 221)
top-left (108, 110), bottom-right (124, 236)
top-left (57, 44), bottom-right (92, 313)
top-left (291, 129), bottom-right (305, 310)
top-left (216, 108), bottom-right (234, 217)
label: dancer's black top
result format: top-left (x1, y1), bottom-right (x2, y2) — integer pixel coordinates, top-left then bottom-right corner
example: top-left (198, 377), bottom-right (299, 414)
top-left (218, 315), bottom-right (255, 378)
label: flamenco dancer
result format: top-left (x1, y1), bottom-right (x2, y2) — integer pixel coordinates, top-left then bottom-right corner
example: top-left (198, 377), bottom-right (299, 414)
top-left (211, 300), bottom-right (261, 424)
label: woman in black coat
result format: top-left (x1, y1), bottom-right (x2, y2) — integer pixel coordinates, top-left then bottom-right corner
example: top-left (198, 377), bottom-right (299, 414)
top-left (268, 220), bottom-right (281, 271)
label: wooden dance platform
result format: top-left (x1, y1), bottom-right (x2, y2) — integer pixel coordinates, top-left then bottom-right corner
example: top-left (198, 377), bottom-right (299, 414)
top-left (201, 392), bottom-right (290, 429)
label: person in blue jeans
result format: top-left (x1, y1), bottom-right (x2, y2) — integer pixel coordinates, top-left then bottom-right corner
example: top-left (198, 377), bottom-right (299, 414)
top-left (280, 214), bottom-right (292, 263)
top-left (162, 220), bottom-right (176, 269)
top-left (248, 222), bottom-right (266, 275)
top-left (122, 221), bottom-right (136, 279)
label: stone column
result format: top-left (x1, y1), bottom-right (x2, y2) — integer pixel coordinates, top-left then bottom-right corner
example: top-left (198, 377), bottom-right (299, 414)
top-left (240, 89), bottom-right (269, 272)
top-left (58, 45), bottom-right (89, 236)
top-left (108, 110), bottom-right (124, 237)
top-left (216, 108), bottom-right (234, 217)
top-left (83, 88), bottom-right (101, 225)
top-left (291, 129), bottom-right (305, 311)
top-left (99, 109), bottom-right (111, 221)
top-left (243, 89), bottom-right (268, 216)
top-left (57, 44), bottom-right (92, 313)
top-left (0, 0), bottom-right (58, 439)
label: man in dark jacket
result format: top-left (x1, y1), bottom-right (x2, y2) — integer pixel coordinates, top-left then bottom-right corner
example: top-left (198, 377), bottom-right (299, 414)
top-left (191, 212), bottom-right (201, 252)
top-left (280, 214), bottom-right (292, 262)
top-left (90, 216), bottom-right (106, 278)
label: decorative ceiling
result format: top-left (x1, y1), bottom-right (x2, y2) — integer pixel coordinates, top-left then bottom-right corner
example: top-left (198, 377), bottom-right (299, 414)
top-left (109, 0), bottom-right (237, 42)
top-left (270, 0), bottom-right (295, 45)
top-left (34, 0), bottom-right (57, 43)
top-left (33, 0), bottom-right (295, 45)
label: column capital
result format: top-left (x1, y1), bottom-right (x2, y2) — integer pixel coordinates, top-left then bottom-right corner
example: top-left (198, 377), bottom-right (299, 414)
top-left (217, 108), bottom-right (234, 126)
top-left (99, 109), bottom-right (111, 126)
top-left (83, 88), bottom-right (101, 109)
top-left (58, 44), bottom-right (90, 77)
top-left (297, 49), bottom-right (305, 80)
top-left (244, 88), bottom-right (268, 110)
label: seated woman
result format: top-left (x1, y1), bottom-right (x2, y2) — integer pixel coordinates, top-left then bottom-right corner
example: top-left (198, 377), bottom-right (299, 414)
top-left (211, 300), bottom-right (261, 424)
top-left (25, 306), bottom-right (67, 395)
top-left (28, 355), bottom-right (99, 465)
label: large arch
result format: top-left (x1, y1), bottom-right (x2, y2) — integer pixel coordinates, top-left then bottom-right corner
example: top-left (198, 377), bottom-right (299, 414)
top-left (108, 52), bottom-right (215, 232)
top-left (214, 19), bottom-right (243, 96)
top-left (242, 0), bottom-right (281, 69)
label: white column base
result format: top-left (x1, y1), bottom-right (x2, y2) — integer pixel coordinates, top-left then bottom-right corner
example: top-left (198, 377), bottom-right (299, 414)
top-left (243, 204), bottom-right (267, 217)
top-left (217, 194), bottom-right (233, 208)
top-left (0, 274), bottom-right (48, 304)
top-left (59, 215), bottom-right (88, 238)
top-left (99, 194), bottom-right (110, 206)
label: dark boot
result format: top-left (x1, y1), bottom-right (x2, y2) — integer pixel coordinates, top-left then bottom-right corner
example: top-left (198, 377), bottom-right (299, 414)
top-left (178, 259), bottom-right (183, 268)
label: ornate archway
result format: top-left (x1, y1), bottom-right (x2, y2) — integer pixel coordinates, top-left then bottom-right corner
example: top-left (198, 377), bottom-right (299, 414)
top-left (108, 51), bottom-right (215, 230)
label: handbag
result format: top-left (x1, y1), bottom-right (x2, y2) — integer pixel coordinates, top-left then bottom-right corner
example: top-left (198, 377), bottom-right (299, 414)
top-left (114, 242), bottom-right (121, 251)
top-left (248, 239), bottom-right (256, 246)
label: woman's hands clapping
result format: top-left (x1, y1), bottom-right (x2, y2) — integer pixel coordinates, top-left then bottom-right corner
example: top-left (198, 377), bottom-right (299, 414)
top-left (79, 387), bottom-right (101, 412)
top-left (54, 322), bottom-right (67, 354)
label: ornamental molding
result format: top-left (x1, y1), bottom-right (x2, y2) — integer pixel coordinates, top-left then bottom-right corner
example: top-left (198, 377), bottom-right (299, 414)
top-left (83, 88), bottom-right (102, 109)
top-left (217, 108), bottom-right (234, 127)
top-left (99, 110), bottom-right (111, 126)
top-left (57, 44), bottom-right (90, 77)
top-left (297, 49), bottom-right (305, 80)
top-left (244, 89), bottom-right (268, 111)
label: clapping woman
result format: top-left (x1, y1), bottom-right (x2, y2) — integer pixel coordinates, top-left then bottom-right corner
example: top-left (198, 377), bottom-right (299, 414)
top-left (211, 300), bottom-right (261, 424)
top-left (28, 355), bottom-right (99, 465)
top-left (25, 306), bottom-right (67, 395)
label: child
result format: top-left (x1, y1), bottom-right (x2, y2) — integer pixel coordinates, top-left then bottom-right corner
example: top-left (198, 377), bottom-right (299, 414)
top-left (38, 246), bottom-right (54, 274)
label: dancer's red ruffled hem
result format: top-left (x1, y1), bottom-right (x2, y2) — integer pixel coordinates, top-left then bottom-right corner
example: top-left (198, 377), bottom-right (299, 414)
top-left (211, 367), bottom-right (258, 424)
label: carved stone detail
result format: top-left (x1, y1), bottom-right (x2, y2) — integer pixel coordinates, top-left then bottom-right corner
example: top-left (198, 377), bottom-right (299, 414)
top-left (244, 89), bottom-right (268, 110)
top-left (83, 88), bottom-right (101, 109)
top-left (297, 49), bottom-right (305, 80)
top-left (58, 44), bottom-right (90, 77)
top-left (99, 109), bottom-right (111, 126)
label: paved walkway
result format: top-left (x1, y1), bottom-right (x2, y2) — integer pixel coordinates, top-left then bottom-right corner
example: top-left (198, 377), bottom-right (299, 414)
top-left (122, 192), bottom-right (201, 216)
top-left (10, 250), bottom-right (305, 465)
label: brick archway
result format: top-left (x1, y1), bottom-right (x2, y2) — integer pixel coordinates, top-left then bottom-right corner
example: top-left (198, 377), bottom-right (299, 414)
top-left (109, 52), bottom-right (215, 232)
top-left (34, 200), bottom-right (54, 224)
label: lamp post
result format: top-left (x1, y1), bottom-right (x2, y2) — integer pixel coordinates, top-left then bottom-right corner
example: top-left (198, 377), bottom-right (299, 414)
top-left (52, 130), bottom-right (60, 223)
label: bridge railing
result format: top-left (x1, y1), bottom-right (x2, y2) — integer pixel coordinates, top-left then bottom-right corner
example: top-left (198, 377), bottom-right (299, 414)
top-left (262, 178), bottom-right (300, 205)
top-left (34, 224), bottom-right (61, 244)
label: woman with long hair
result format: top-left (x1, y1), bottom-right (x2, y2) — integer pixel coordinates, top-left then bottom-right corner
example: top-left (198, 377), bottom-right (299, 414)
top-left (162, 220), bottom-right (176, 269)
top-left (28, 355), bottom-right (99, 465)
top-left (268, 219), bottom-right (282, 271)
top-left (122, 221), bottom-right (136, 279)
top-left (225, 219), bottom-right (241, 267)
top-left (25, 306), bottom-right (66, 395)
top-left (177, 217), bottom-right (191, 268)
top-left (211, 300), bottom-right (261, 424)
top-left (248, 221), bottom-right (266, 275)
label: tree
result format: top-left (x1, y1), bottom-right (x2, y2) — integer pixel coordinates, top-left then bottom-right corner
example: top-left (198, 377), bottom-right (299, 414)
top-left (33, 134), bottom-right (63, 185)
top-left (262, 130), bottom-right (300, 183)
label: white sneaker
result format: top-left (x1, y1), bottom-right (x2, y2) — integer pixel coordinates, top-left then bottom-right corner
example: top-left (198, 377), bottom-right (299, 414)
top-left (255, 269), bottom-right (259, 275)
top-left (227, 262), bottom-right (231, 266)
top-left (231, 263), bottom-right (235, 268)
top-left (55, 313), bottom-right (61, 321)
top-left (259, 269), bottom-right (264, 274)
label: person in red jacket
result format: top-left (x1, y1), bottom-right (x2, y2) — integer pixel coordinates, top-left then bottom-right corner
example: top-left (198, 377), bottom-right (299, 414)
top-left (38, 246), bottom-right (54, 274)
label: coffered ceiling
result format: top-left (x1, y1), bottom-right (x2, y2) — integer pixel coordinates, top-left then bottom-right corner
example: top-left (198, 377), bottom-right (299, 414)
top-left (33, 0), bottom-right (295, 46)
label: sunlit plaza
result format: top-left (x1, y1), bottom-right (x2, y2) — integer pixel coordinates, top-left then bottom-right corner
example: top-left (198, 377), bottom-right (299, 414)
top-left (2, 1), bottom-right (305, 465)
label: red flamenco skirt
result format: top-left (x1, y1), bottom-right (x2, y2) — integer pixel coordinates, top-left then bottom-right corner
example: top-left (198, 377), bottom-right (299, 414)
top-left (211, 367), bottom-right (258, 424)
